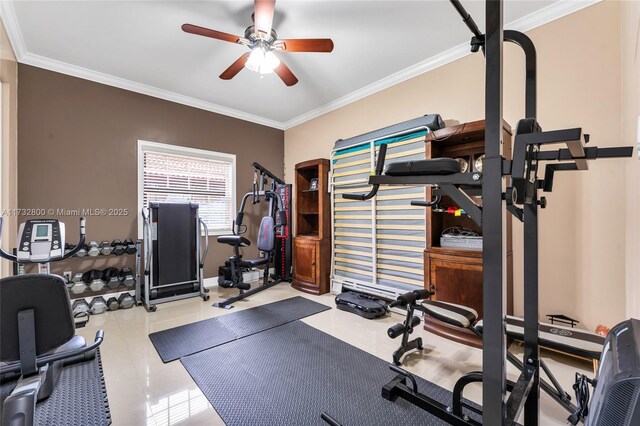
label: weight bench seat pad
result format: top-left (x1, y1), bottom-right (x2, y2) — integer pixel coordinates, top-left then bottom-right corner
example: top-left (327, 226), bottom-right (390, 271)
top-left (240, 257), bottom-right (269, 267)
top-left (217, 235), bottom-right (251, 247)
top-left (475, 316), bottom-right (605, 360)
top-left (384, 158), bottom-right (462, 176)
top-left (421, 300), bottom-right (478, 328)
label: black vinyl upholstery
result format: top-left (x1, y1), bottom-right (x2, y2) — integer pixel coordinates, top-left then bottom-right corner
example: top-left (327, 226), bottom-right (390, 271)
top-left (384, 158), bottom-right (462, 176)
top-left (217, 235), bottom-right (251, 247)
top-left (240, 258), bottom-right (269, 267)
top-left (0, 275), bottom-right (75, 362)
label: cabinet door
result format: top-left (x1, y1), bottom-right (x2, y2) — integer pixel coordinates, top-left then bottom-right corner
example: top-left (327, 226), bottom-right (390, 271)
top-left (428, 254), bottom-right (483, 318)
top-left (294, 239), bottom-right (317, 284)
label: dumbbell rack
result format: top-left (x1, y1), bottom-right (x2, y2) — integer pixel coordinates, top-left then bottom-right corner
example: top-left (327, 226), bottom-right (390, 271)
top-left (14, 240), bottom-right (142, 305)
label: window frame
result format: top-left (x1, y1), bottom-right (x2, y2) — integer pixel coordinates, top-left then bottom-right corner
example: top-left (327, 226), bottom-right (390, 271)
top-left (137, 140), bottom-right (236, 238)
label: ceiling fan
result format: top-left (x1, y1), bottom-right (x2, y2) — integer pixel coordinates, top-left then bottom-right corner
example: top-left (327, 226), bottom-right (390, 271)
top-left (182, 0), bottom-right (334, 86)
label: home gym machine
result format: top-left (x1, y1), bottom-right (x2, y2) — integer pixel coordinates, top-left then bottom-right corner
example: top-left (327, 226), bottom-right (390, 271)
top-left (141, 202), bottom-right (210, 312)
top-left (0, 217), bottom-right (105, 426)
top-left (215, 162), bottom-right (292, 309)
top-left (341, 1), bottom-right (636, 424)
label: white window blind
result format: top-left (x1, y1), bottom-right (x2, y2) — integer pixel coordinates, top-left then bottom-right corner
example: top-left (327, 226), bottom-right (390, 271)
top-left (139, 142), bottom-right (235, 235)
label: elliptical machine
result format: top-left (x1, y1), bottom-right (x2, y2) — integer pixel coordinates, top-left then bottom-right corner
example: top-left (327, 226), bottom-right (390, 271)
top-left (0, 217), bottom-right (105, 426)
top-left (215, 162), bottom-right (292, 308)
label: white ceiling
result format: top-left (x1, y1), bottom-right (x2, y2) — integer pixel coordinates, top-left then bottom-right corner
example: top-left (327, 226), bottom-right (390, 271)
top-left (1, 1), bottom-right (598, 129)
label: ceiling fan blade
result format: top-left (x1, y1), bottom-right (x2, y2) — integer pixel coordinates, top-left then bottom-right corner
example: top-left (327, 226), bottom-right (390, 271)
top-left (220, 53), bottom-right (250, 80)
top-left (182, 23), bottom-right (242, 44)
top-left (253, 0), bottom-right (275, 36)
top-left (273, 59), bottom-right (298, 86)
top-left (276, 38), bottom-right (334, 53)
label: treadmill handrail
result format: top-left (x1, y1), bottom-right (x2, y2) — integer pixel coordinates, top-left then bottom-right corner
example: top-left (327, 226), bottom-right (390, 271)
top-left (141, 208), bottom-right (152, 274)
top-left (0, 217), bottom-right (86, 263)
top-left (199, 218), bottom-right (209, 268)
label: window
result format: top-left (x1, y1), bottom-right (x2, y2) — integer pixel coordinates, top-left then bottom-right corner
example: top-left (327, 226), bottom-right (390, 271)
top-left (138, 140), bottom-right (236, 236)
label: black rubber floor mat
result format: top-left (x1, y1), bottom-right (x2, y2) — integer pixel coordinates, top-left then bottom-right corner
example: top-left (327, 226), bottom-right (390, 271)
top-left (181, 321), bottom-right (480, 426)
top-left (149, 296), bottom-right (331, 362)
top-left (0, 349), bottom-right (111, 426)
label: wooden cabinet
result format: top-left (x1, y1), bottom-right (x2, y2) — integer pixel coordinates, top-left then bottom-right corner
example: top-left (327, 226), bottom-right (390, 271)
top-left (293, 238), bottom-right (316, 284)
top-left (292, 159), bottom-right (331, 295)
top-left (423, 120), bottom-right (514, 346)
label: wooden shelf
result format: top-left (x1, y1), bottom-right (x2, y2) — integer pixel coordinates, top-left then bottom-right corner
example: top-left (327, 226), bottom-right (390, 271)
top-left (293, 158), bottom-right (331, 295)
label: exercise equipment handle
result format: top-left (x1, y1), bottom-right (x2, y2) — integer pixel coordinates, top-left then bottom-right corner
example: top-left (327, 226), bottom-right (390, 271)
top-left (199, 218), bottom-right (209, 268)
top-left (410, 195), bottom-right (442, 208)
top-left (342, 144), bottom-right (388, 201)
top-left (0, 217), bottom-right (15, 262)
top-left (142, 208), bottom-right (152, 274)
top-left (62, 217), bottom-right (87, 259)
top-left (389, 289), bottom-right (433, 308)
top-left (252, 162), bottom-right (285, 185)
top-left (320, 412), bottom-right (343, 426)
top-left (0, 330), bottom-right (105, 375)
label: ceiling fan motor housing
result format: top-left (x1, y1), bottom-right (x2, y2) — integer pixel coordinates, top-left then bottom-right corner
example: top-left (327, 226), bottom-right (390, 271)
top-left (244, 26), bottom-right (278, 47)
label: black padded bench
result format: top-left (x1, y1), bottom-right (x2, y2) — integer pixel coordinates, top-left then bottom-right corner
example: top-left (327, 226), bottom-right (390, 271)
top-left (384, 158), bottom-right (462, 176)
top-left (422, 300), bottom-right (604, 373)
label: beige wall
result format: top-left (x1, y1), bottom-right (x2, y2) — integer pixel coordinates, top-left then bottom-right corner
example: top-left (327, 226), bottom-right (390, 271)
top-left (622, 0), bottom-right (640, 319)
top-left (285, 1), bottom-right (628, 331)
top-left (0, 20), bottom-right (18, 278)
top-left (17, 65), bottom-right (284, 278)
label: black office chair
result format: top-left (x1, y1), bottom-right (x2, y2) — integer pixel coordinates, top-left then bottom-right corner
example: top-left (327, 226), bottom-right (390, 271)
top-left (0, 274), bottom-right (104, 426)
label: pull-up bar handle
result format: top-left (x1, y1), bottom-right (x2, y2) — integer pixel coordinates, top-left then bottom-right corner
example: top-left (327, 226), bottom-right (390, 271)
top-left (342, 144), bottom-right (388, 201)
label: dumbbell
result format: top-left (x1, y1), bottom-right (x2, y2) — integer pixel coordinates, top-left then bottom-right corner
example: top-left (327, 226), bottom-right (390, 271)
top-left (111, 239), bottom-right (126, 256)
top-left (118, 293), bottom-right (135, 309)
top-left (87, 241), bottom-right (101, 257)
top-left (70, 273), bottom-right (88, 294)
top-left (124, 239), bottom-right (137, 254)
top-left (89, 297), bottom-right (108, 315)
top-left (106, 297), bottom-right (120, 311)
top-left (76, 244), bottom-right (88, 257)
top-left (99, 241), bottom-right (114, 256)
top-left (387, 316), bottom-right (422, 339)
top-left (72, 299), bottom-right (90, 317)
top-left (119, 267), bottom-right (136, 288)
top-left (63, 271), bottom-right (74, 291)
top-left (102, 267), bottom-right (121, 289)
top-left (82, 269), bottom-right (105, 292)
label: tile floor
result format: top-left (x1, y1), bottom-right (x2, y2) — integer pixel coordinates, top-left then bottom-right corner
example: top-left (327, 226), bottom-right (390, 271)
top-left (77, 284), bottom-right (591, 426)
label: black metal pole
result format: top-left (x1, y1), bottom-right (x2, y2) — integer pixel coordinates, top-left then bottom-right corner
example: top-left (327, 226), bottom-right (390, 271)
top-left (523, 193), bottom-right (540, 424)
top-left (450, 0), bottom-right (483, 38)
top-left (483, 1), bottom-right (506, 424)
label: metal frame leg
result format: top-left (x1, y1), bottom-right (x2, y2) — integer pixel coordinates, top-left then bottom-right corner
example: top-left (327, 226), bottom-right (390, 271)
top-left (483, 1), bottom-right (506, 424)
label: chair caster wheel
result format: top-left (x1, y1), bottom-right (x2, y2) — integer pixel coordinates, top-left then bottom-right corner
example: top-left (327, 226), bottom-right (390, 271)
top-left (203, 295), bottom-right (210, 301)
top-left (150, 306), bottom-right (157, 312)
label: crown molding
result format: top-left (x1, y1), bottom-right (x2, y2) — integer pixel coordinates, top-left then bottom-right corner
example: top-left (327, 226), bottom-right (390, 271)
top-left (1, 0), bottom-right (601, 131)
top-left (0, 2), bottom-right (284, 130)
top-left (18, 51), bottom-right (285, 129)
top-left (283, 0), bottom-right (601, 129)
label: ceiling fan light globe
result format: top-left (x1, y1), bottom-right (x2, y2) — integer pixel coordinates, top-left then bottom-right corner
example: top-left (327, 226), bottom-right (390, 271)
top-left (246, 48), bottom-right (280, 75)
